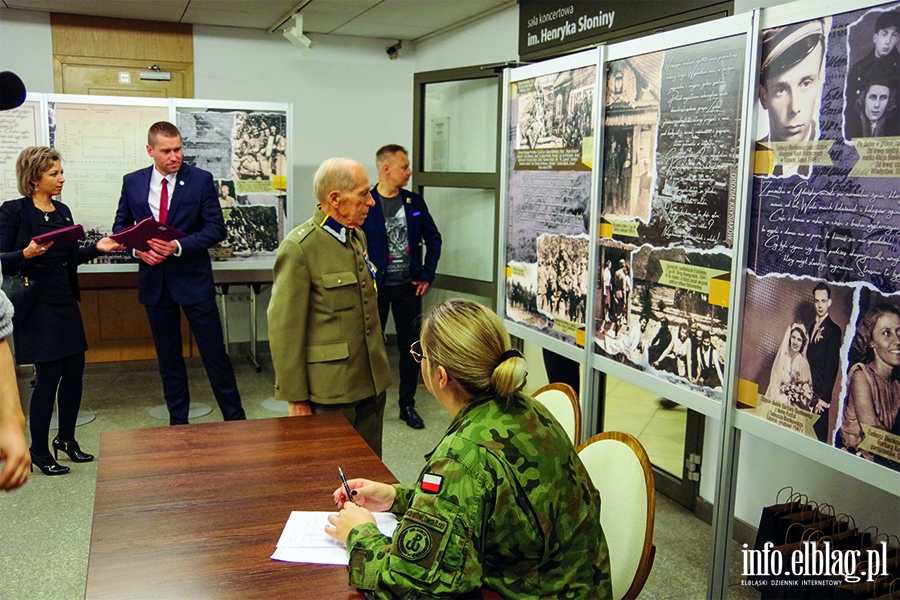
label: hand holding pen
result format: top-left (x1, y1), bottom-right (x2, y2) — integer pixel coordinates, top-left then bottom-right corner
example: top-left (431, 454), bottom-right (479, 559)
top-left (332, 474), bottom-right (397, 512)
top-left (339, 467), bottom-right (356, 505)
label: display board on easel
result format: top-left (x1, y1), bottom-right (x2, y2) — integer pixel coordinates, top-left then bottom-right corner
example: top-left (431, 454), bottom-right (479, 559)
top-left (0, 93), bottom-right (291, 269)
top-left (501, 49), bottom-right (601, 358)
top-left (176, 101), bottom-right (288, 263)
top-left (593, 20), bottom-right (753, 408)
top-left (738, 0), bottom-right (900, 475)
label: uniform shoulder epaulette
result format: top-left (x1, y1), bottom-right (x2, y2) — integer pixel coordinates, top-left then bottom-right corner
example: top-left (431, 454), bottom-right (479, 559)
top-left (290, 218), bottom-right (317, 243)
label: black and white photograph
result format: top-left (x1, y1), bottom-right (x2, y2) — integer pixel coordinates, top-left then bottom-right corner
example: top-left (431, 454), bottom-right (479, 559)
top-left (505, 261), bottom-right (545, 328)
top-left (629, 247), bottom-right (730, 393)
top-left (177, 111), bottom-right (235, 180)
top-left (844, 6), bottom-right (900, 142)
top-left (594, 241), bottom-right (633, 340)
top-left (536, 233), bottom-right (589, 325)
top-left (739, 273), bottom-right (853, 443)
top-left (834, 287), bottom-right (900, 471)
top-left (217, 179), bottom-right (236, 207)
top-left (232, 113), bottom-right (287, 181)
top-left (754, 18), bottom-right (830, 178)
top-left (222, 204), bottom-right (280, 256)
top-left (602, 54), bottom-right (661, 221)
top-left (516, 65), bottom-right (596, 150)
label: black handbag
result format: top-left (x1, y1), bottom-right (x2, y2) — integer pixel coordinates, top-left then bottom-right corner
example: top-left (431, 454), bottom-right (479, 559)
top-left (1, 273), bottom-right (41, 322)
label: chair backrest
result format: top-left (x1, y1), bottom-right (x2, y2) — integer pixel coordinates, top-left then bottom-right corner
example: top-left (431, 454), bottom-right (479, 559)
top-left (577, 431), bottom-right (656, 600)
top-left (532, 382), bottom-right (581, 444)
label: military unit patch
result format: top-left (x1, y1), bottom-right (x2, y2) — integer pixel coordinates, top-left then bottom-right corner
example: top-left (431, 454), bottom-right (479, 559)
top-left (397, 524), bottom-right (433, 561)
top-left (420, 473), bottom-right (442, 493)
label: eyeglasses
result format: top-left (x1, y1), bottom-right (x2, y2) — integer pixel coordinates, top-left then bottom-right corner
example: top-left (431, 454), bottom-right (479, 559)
top-left (410, 340), bottom-right (425, 364)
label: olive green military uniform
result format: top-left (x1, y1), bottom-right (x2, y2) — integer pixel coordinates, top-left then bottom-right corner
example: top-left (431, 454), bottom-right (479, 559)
top-left (268, 208), bottom-right (391, 455)
top-left (345, 393), bottom-right (613, 598)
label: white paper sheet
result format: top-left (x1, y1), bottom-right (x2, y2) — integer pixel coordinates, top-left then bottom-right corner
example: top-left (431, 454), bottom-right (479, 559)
top-left (271, 511), bottom-right (399, 565)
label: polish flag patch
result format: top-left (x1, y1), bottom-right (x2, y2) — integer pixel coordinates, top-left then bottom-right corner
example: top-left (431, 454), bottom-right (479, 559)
top-left (421, 473), bottom-right (443, 494)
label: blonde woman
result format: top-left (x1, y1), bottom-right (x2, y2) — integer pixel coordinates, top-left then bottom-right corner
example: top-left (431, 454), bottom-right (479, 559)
top-left (0, 147), bottom-right (121, 475)
top-left (325, 299), bottom-right (612, 598)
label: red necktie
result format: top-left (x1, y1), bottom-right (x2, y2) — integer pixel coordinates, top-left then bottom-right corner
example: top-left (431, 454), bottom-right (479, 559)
top-left (159, 178), bottom-right (168, 224)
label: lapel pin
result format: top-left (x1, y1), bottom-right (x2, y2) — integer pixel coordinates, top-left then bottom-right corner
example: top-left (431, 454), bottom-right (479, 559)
top-left (179, 180), bottom-right (185, 186)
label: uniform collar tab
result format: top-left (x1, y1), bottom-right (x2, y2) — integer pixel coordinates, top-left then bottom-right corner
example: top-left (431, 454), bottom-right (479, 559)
top-left (320, 215), bottom-right (348, 243)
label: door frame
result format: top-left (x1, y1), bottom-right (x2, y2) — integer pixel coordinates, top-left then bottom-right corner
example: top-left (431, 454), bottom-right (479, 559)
top-left (412, 65), bottom-right (505, 306)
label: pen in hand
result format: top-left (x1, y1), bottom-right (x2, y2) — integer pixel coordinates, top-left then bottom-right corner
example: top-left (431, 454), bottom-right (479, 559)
top-left (339, 467), bottom-right (356, 505)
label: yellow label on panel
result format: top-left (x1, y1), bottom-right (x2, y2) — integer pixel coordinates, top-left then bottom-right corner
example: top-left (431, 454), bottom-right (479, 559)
top-left (505, 265), bottom-right (513, 278)
top-left (510, 83), bottom-right (518, 100)
top-left (609, 219), bottom-right (640, 238)
top-left (758, 140), bottom-right (834, 167)
top-left (598, 222), bottom-right (614, 238)
top-left (737, 378), bottom-right (759, 408)
top-left (858, 425), bottom-right (900, 462)
top-left (753, 149), bottom-right (775, 175)
top-left (553, 319), bottom-right (580, 338)
top-left (575, 327), bottom-right (585, 348)
top-left (658, 260), bottom-right (728, 294)
top-left (582, 136), bottom-right (593, 169)
top-left (271, 175), bottom-right (287, 191)
top-left (509, 263), bottom-right (527, 278)
top-left (755, 395), bottom-right (819, 439)
top-left (708, 273), bottom-right (731, 308)
top-left (849, 137), bottom-right (900, 178)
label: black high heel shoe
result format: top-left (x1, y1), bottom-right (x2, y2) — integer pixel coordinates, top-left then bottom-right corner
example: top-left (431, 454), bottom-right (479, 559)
top-left (30, 452), bottom-right (70, 475)
top-left (52, 437), bottom-right (95, 463)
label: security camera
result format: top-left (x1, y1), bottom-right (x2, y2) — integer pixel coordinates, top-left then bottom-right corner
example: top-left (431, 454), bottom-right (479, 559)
top-left (386, 41), bottom-right (402, 60)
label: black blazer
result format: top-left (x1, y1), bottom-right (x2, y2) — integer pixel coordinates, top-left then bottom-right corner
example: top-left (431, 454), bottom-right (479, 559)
top-left (0, 197), bottom-right (98, 301)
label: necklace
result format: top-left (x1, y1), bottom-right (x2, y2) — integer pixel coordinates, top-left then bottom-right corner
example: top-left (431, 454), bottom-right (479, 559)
top-left (43, 211), bottom-right (50, 221)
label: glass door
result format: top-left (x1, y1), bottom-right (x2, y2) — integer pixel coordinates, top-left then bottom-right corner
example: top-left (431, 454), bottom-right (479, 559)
top-left (413, 66), bottom-right (503, 311)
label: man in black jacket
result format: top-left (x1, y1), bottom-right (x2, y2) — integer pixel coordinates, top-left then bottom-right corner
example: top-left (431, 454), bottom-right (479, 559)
top-left (361, 145), bottom-right (441, 429)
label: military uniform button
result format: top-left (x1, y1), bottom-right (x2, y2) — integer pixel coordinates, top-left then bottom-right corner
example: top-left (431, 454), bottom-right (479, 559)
top-left (361, 281), bottom-right (366, 288)
top-left (364, 298), bottom-right (368, 304)
top-left (337, 278), bottom-right (342, 284)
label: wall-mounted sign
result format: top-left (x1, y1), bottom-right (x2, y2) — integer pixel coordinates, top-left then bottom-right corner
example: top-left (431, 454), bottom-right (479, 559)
top-left (518, 0), bottom-right (733, 59)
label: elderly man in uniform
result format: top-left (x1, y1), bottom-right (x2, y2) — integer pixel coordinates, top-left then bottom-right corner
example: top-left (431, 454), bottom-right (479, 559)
top-left (267, 158), bottom-right (391, 457)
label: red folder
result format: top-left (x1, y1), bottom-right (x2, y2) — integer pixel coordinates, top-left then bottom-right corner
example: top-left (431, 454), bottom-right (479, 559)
top-left (32, 224), bottom-right (86, 246)
top-left (110, 218), bottom-right (185, 253)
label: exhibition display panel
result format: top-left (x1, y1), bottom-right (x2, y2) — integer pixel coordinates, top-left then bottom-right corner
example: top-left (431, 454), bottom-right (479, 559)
top-left (499, 2), bottom-right (899, 596)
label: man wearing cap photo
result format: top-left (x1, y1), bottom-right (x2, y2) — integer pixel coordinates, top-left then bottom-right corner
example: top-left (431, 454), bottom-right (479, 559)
top-left (845, 10), bottom-right (900, 140)
top-left (847, 68), bottom-right (899, 139)
top-left (757, 19), bottom-right (827, 178)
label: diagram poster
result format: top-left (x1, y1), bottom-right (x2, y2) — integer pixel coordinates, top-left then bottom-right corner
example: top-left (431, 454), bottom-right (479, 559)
top-left (0, 100), bottom-right (40, 203)
top-left (505, 60), bottom-right (597, 345)
top-left (176, 108), bottom-right (287, 261)
top-left (595, 33), bottom-right (747, 400)
top-left (50, 102), bottom-right (169, 238)
top-left (741, 2), bottom-right (900, 472)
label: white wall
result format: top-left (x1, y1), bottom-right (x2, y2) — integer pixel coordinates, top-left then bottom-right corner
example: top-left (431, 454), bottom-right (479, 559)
top-left (414, 6), bottom-right (519, 73)
top-left (193, 27), bottom-right (415, 342)
top-left (734, 0), bottom-right (795, 13)
top-left (0, 8), bottom-right (54, 93)
top-left (194, 26), bottom-right (414, 227)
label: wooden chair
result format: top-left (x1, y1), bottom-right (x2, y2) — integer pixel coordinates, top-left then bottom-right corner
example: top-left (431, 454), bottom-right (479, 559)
top-left (577, 431), bottom-right (656, 600)
top-left (532, 382), bottom-right (581, 445)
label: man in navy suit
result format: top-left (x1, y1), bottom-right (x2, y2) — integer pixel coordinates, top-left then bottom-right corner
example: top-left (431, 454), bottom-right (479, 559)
top-left (114, 121), bottom-right (245, 425)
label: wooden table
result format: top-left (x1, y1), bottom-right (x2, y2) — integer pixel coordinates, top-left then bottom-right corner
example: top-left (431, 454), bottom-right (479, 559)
top-left (85, 415), bottom-right (397, 599)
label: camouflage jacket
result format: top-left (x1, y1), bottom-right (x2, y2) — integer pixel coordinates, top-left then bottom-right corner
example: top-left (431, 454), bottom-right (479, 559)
top-left (346, 393), bottom-right (612, 599)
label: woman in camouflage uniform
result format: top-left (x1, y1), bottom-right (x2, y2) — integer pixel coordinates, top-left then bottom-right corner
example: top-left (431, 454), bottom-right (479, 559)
top-left (326, 299), bottom-right (613, 598)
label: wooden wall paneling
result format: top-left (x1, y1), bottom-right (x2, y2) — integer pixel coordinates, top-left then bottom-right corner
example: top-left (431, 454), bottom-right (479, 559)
top-left (53, 13), bottom-right (195, 362)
